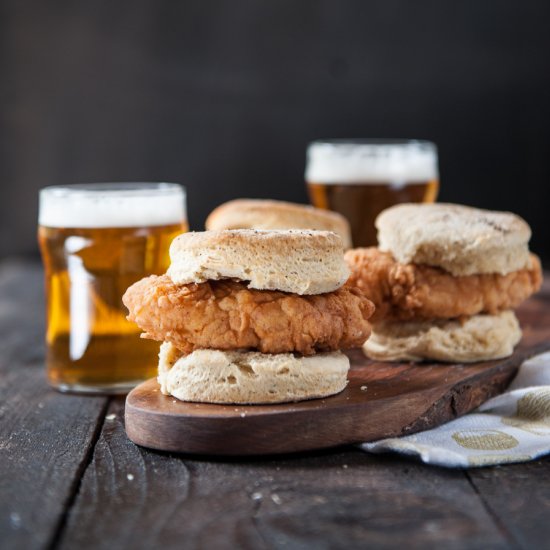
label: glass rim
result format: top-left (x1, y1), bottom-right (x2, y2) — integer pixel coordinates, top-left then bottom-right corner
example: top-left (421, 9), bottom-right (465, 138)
top-left (308, 138), bottom-right (436, 149)
top-left (38, 182), bottom-right (186, 228)
top-left (305, 139), bottom-right (439, 183)
top-left (39, 182), bottom-right (185, 198)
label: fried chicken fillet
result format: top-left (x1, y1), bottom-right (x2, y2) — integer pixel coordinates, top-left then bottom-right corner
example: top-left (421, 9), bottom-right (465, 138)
top-left (123, 275), bottom-right (375, 355)
top-left (345, 247), bottom-right (542, 322)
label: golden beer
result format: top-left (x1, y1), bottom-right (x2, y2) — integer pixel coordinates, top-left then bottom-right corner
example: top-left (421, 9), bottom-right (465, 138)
top-left (38, 184), bottom-right (187, 393)
top-left (306, 140), bottom-right (439, 247)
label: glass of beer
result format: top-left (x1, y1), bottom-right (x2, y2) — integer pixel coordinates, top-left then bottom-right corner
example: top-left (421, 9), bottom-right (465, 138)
top-left (306, 140), bottom-right (439, 247)
top-left (38, 183), bottom-right (187, 394)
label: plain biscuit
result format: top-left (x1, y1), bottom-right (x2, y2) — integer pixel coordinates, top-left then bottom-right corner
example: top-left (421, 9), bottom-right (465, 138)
top-left (206, 199), bottom-right (352, 248)
top-left (167, 229), bottom-right (350, 295)
top-left (363, 310), bottom-right (522, 363)
top-left (376, 203), bottom-right (532, 276)
top-left (158, 342), bottom-right (350, 404)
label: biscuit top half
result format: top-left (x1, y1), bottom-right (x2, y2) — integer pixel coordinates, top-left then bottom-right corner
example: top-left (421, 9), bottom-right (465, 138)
top-left (376, 203), bottom-right (532, 276)
top-left (167, 229), bottom-right (350, 295)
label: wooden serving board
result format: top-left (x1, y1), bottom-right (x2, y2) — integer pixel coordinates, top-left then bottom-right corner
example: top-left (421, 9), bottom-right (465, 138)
top-left (125, 291), bottom-right (550, 456)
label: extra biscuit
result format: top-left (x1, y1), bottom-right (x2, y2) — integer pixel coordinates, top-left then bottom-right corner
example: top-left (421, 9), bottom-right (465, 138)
top-left (206, 199), bottom-right (352, 248)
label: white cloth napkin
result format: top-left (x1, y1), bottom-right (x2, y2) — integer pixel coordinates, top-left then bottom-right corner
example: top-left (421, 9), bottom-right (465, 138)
top-left (361, 351), bottom-right (550, 468)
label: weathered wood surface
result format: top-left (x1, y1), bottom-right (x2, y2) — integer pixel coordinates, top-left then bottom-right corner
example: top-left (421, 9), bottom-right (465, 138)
top-left (0, 261), bottom-right (108, 550)
top-left (1, 262), bottom-right (550, 550)
top-left (466, 460), bottom-right (550, 550)
top-left (61, 400), bottom-right (512, 550)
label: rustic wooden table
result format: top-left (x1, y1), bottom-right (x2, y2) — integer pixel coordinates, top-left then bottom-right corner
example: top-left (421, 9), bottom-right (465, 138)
top-left (1, 260), bottom-right (549, 550)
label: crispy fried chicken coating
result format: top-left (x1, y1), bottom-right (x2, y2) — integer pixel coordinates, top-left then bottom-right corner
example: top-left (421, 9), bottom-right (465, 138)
top-left (345, 247), bottom-right (542, 322)
top-left (123, 275), bottom-right (374, 355)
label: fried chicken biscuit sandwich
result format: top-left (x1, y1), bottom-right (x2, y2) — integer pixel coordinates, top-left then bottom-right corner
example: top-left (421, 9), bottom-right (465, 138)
top-left (123, 229), bottom-right (374, 403)
top-left (345, 203), bottom-right (542, 362)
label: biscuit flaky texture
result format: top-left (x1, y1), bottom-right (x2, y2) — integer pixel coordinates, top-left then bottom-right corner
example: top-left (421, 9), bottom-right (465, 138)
top-left (363, 310), bottom-right (522, 363)
top-left (167, 229), bottom-right (350, 294)
top-left (205, 199), bottom-right (352, 248)
top-left (158, 342), bottom-right (350, 404)
top-left (376, 203), bottom-right (532, 276)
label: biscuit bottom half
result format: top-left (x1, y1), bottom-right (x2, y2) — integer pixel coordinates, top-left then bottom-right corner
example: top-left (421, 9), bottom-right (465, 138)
top-left (363, 310), bottom-right (522, 363)
top-left (158, 342), bottom-right (350, 404)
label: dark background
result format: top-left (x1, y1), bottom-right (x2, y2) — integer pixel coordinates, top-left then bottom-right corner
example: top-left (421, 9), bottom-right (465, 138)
top-left (1, 0), bottom-right (549, 263)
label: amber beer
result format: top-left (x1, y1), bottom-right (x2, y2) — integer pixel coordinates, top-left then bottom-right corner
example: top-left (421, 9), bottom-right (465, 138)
top-left (306, 140), bottom-right (439, 247)
top-left (38, 183), bottom-right (187, 393)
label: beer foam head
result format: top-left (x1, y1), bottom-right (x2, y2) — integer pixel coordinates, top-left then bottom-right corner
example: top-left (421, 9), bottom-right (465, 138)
top-left (39, 183), bottom-right (186, 228)
top-left (305, 140), bottom-right (439, 183)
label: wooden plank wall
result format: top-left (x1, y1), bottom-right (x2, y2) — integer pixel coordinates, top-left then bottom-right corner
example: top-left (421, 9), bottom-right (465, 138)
top-left (1, 1), bottom-right (550, 263)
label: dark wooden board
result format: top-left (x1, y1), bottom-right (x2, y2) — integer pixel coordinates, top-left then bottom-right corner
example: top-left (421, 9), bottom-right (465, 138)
top-left (125, 296), bottom-right (550, 456)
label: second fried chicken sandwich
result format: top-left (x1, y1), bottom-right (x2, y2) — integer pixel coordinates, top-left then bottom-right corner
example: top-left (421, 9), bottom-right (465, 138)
top-left (123, 229), bottom-right (374, 404)
top-left (345, 203), bottom-right (542, 363)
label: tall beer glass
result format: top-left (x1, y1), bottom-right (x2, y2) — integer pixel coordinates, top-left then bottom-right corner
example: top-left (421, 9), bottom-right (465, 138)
top-left (306, 140), bottom-right (439, 247)
top-left (38, 183), bottom-right (187, 393)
